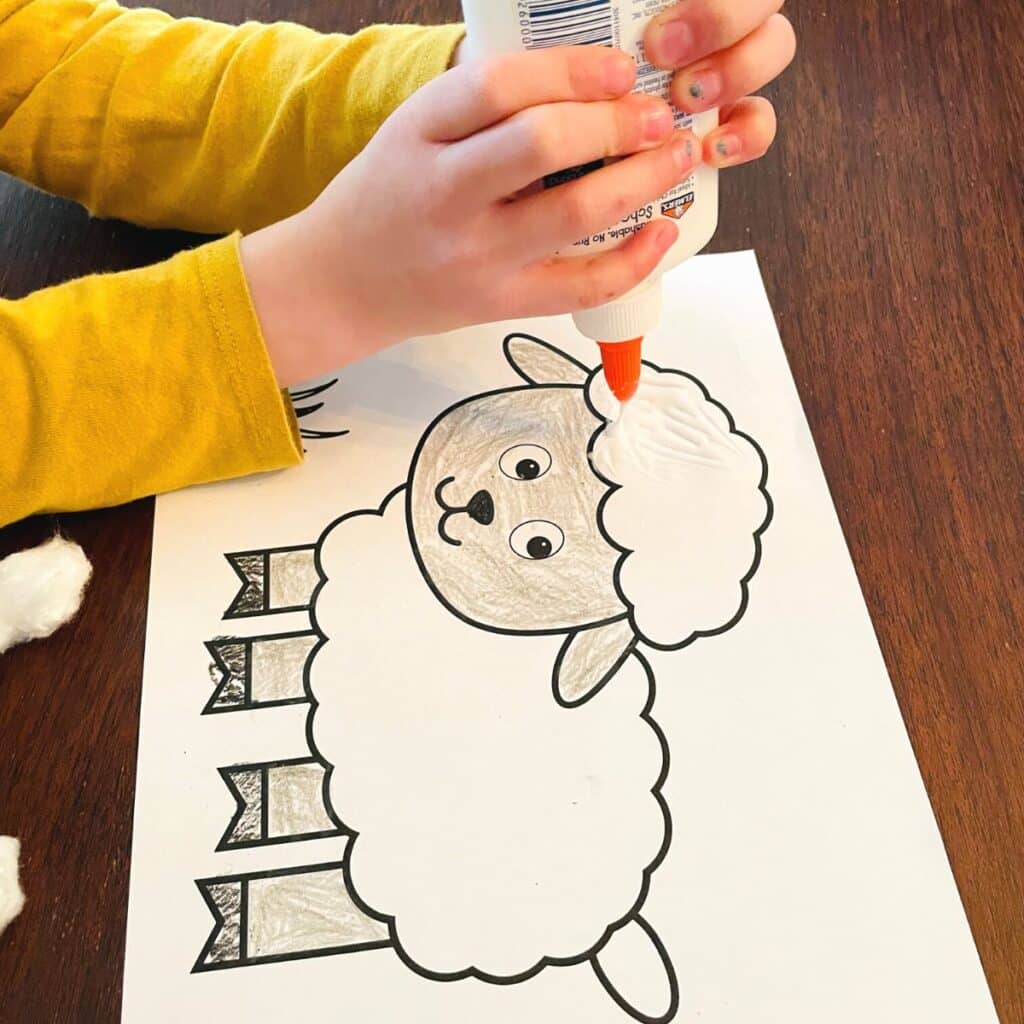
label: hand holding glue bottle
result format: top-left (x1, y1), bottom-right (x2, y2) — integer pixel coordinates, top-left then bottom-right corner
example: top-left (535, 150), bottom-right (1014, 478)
top-left (461, 0), bottom-right (720, 403)
top-left (244, 6), bottom-right (793, 391)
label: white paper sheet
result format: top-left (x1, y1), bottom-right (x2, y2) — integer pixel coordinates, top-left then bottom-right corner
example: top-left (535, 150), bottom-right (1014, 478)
top-left (124, 252), bottom-right (997, 1023)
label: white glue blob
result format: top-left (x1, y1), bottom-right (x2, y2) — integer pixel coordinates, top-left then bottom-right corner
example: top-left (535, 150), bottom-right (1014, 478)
top-left (588, 367), bottom-right (770, 648)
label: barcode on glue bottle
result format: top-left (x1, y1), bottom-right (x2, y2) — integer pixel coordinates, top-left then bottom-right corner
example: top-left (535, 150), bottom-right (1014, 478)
top-left (521, 0), bottom-right (614, 49)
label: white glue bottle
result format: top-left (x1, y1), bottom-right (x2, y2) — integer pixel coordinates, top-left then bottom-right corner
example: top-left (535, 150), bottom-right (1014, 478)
top-left (460, 0), bottom-right (719, 401)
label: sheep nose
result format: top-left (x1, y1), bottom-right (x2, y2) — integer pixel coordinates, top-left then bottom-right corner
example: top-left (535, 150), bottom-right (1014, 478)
top-left (467, 489), bottom-right (494, 526)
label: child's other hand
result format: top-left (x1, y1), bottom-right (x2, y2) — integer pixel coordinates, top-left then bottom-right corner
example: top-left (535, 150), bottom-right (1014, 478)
top-left (243, 47), bottom-right (699, 386)
top-left (644, 1), bottom-right (796, 167)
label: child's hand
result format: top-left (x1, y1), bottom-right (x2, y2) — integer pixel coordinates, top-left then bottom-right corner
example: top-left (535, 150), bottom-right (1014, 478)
top-left (243, 47), bottom-right (700, 386)
top-left (644, 1), bottom-right (796, 167)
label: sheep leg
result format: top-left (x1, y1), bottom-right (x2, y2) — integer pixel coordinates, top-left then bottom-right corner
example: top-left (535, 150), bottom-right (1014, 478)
top-left (193, 862), bottom-right (390, 972)
top-left (223, 545), bottom-right (319, 619)
top-left (204, 631), bottom-right (320, 714)
top-left (592, 916), bottom-right (679, 1024)
top-left (216, 758), bottom-right (344, 850)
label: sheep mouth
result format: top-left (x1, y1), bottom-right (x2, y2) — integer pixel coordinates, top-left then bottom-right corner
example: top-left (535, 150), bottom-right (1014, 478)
top-left (434, 477), bottom-right (463, 548)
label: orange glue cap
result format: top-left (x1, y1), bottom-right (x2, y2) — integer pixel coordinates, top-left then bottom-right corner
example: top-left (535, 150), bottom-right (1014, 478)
top-left (598, 338), bottom-right (643, 403)
top-left (575, 278), bottom-right (662, 404)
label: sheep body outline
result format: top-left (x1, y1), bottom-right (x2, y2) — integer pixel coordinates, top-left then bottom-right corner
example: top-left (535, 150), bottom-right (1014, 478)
top-left (302, 495), bottom-right (676, 1009)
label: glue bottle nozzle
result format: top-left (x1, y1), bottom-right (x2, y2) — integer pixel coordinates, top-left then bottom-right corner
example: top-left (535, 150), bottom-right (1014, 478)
top-left (598, 338), bottom-right (643, 403)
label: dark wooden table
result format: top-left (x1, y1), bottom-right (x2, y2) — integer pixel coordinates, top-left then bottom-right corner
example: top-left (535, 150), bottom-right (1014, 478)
top-left (2, 1), bottom-right (1023, 1020)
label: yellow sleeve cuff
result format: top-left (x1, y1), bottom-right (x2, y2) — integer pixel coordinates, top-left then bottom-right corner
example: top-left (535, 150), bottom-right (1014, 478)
top-left (194, 234), bottom-right (304, 476)
top-left (0, 234), bottom-right (303, 525)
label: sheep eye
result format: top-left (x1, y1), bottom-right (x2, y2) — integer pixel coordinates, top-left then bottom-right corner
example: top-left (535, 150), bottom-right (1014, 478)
top-left (500, 444), bottom-right (552, 481)
top-left (509, 521), bottom-right (564, 561)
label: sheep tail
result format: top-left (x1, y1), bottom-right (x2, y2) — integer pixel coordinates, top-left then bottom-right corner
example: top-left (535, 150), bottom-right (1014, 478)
top-left (592, 916), bottom-right (679, 1024)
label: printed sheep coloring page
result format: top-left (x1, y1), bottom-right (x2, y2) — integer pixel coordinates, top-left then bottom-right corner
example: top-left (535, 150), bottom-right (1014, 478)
top-left (125, 253), bottom-right (997, 1024)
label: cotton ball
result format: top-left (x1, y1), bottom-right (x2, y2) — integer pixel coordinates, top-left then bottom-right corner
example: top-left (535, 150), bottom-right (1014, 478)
top-left (0, 537), bottom-right (92, 655)
top-left (589, 366), bottom-right (770, 649)
top-left (0, 837), bottom-right (25, 936)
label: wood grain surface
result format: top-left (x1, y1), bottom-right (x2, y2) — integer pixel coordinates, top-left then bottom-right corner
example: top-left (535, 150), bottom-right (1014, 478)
top-left (2, 1), bottom-right (1022, 1021)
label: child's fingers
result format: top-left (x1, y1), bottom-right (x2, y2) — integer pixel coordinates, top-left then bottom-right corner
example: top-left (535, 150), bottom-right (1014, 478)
top-left (669, 15), bottom-right (796, 115)
top-left (644, 0), bottom-right (786, 71)
top-left (444, 93), bottom-right (674, 201)
top-left (520, 221), bottom-right (679, 316)
top-left (412, 47), bottom-right (637, 142)
top-left (505, 131), bottom-right (701, 259)
top-left (703, 96), bottom-right (778, 167)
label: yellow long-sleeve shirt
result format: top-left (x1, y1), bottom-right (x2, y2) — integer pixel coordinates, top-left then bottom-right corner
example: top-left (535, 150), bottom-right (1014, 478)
top-left (0, 0), bottom-right (464, 525)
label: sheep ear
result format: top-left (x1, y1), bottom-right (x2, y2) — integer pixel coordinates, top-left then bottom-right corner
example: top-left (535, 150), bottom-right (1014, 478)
top-left (554, 619), bottom-right (638, 707)
top-left (504, 334), bottom-right (591, 387)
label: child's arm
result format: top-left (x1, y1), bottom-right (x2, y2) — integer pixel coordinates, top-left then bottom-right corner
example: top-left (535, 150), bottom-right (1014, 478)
top-left (0, 236), bottom-right (302, 526)
top-left (0, 45), bottom-right (682, 526)
top-left (1, 20), bottom-right (793, 525)
top-left (0, 0), bottom-right (464, 232)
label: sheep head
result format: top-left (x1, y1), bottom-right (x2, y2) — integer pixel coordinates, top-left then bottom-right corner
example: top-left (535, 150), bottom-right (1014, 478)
top-left (406, 333), bottom-right (772, 708)
top-left (407, 337), bottom-right (625, 644)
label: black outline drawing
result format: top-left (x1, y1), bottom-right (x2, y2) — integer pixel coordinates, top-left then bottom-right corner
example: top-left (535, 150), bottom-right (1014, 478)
top-left (289, 379), bottom-right (350, 442)
top-left (196, 334), bottom-right (773, 1024)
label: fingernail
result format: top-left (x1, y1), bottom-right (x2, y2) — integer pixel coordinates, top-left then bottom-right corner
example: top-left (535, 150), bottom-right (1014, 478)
top-left (649, 19), bottom-right (695, 68)
top-left (682, 70), bottom-right (722, 109)
top-left (671, 135), bottom-right (696, 173)
top-left (712, 134), bottom-right (741, 164)
top-left (641, 102), bottom-right (673, 142)
top-left (604, 52), bottom-right (636, 93)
